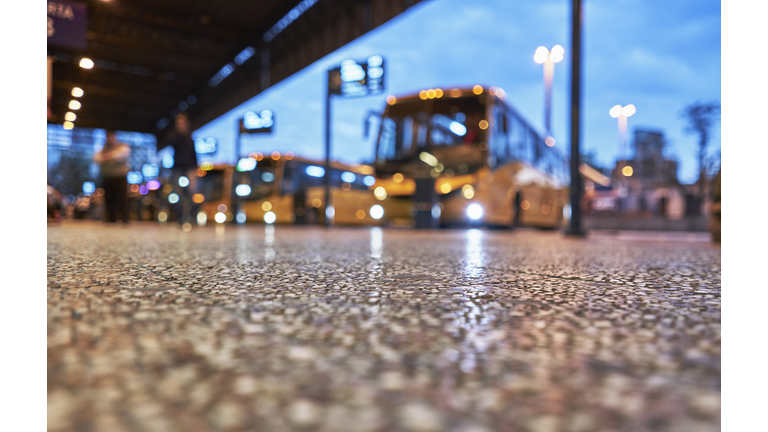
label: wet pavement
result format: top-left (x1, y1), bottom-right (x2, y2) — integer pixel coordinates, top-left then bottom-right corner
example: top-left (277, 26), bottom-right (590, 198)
top-left (47, 222), bottom-right (720, 432)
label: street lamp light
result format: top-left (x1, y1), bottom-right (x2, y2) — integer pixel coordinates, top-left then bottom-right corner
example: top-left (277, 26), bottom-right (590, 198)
top-left (534, 45), bottom-right (565, 139)
top-left (610, 104), bottom-right (636, 170)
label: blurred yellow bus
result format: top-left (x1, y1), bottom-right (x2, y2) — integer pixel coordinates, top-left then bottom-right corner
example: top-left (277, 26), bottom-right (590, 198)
top-left (193, 154), bottom-right (384, 226)
top-left (370, 86), bottom-right (568, 228)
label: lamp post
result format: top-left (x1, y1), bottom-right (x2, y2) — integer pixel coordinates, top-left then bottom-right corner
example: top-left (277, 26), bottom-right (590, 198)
top-left (609, 104), bottom-right (636, 176)
top-left (534, 45), bottom-right (564, 139)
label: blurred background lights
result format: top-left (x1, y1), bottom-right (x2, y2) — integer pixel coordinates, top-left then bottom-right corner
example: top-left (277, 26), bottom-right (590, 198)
top-left (374, 187), bottom-right (387, 200)
top-left (158, 212), bottom-right (168, 222)
top-left (363, 175), bottom-right (376, 187)
top-left (305, 166), bottom-right (325, 177)
top-left (79, 58), bottom-right (94, 69)
top-left (196, 211), bottom-right (207, 225)
top-left (192, 193), bottom-right (205, 203)
top-left (82, 182), bottom-right (95, 195)
top-left (341, 172), bottom-right (356, 183)
top-left (545, 137), bottom-right (556, 147)
top-left (235, 184), bottom-right (252, 196)
top-left (162, 154), bottom-right (175, 169)
top-left (386, 95), bottom-right (396, 105)
top-left (236, 157), bottom-right (257, 171)
top-left (142, 163), bottom-right (159, 178)
top-left (369, 204), bottom-right (384, 220)
top-left (147, 180), bottom-right (161, 190)
top-left (218, 204), bottom-right (228, 212)
top-left (236, 211), bottom-right (247, 224)
top-left (449, 121), bottom-right (467, 136)
top-left (261, 172), bottom-right (275, 182)
top-left (139, 185), bottom-right (148, 195)
top-left (325, 206), bottom-right (335, 219)
top-left (622, 166), bottom-right (634, 176)
top-left (264, 211), bottom-right (277, 224)
top-left (64, 112), bottom-right (76, 121)
top-left (178, 176), bottom-right (189, 187)
top-left (467, 203), bottom-right (483, 220)
top-left (472, 85), bottom-right (483, 95)
top-left (69, 100), bottom-right (81, 110)
top-left (168, 193), bottom-right (179, 204)
top-left (261, 202), bottom-right (273, 211)
top-left (63, 121), bottom-right (74, 130)
top-left (432, 203), bottom-right (442, 219)
top-left (285, 151), bottom-right (295, 160)
top-left (127, 171), bottom-right (143, 184)
top-left (71, 87), bottom-right (84, 97)
top-left (215, 212), bottom-right (227, 223)
top-left (622, 104), bottom-right (637, 117)
top-left (534, 46), bottom-right (549, 63)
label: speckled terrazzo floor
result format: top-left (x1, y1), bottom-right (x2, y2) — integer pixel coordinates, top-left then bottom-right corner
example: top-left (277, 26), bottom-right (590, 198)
top-left (47, 222), bottom-right (720, 432)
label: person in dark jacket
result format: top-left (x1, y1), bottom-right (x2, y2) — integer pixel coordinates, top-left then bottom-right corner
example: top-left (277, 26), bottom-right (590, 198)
top-left (157, 112), bottom-right (198, 225)
top-left (93, 131), bottom-right (131, 223)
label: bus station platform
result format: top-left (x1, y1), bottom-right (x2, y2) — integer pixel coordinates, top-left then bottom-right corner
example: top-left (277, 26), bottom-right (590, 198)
top-left (47, 223), bottom-right (721, 432)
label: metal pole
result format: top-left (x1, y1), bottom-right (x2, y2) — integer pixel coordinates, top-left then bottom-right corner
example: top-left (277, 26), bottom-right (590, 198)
top-left (566, 0), bottom-right (586, 236)
top-left (324, 71), bottom-right (332, 227)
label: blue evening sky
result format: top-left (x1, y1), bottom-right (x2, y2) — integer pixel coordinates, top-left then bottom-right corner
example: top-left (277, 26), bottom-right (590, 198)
top-left (193, 0), bottom-right (721, 184)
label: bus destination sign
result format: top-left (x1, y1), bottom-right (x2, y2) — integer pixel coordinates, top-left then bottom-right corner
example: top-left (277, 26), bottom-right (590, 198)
top-left (329, 55), bottom-right (385, 97)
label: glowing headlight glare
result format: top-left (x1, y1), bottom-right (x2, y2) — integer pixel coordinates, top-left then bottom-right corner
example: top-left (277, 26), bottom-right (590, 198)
top-left (369, 204), bottom-right (384, 220)
top-left (467, 203), bottom-right (483, 220)
top-left (264, 211), bottom-right (276, 224)
top-left (197, 212), bottom-right (208, 225)
top-left (214, 212), bottom-right (227, 223)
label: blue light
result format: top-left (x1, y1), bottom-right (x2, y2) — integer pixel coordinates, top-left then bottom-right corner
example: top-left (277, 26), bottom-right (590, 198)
top-left (243, 110), bottom-right (274, 129)
top-left (263, 0), bottom-right (320, 42)
top-left (261, 172), bottom-right (275, 182)
top-left (368, 55), bottom-right (383, 67)
top-left (194, 137), bottom-right (217, 154)
top-left (168, 193), bottom-right (179, 204)
top-left (142, 163), bottom-right (159, 178)
top-left (178, 176), bottom-right (189, 187)
top-left (83, 182), bottom-right (95, 195)
top-left (305, 165), bottom-right (325, 178)
top-left (127, 171), bottom-right (143, 184)
top-left (234, 47), bottom-right (255, 65)
top-left (235, 184), bottom-right (252, 196)
top-left (341, 172), bottom-right (357, 183)
top-left (363, 175), bottom-right (376, 187)
top-left (449, 121), bottom-right (467, 136)
top-left (162, 153), bottom-right (174, 168)
top-left (236, 211), bottom-right (247, 224)
top-left (236, 158), bottom-right (257, 172)
top-left (340, 59), bottom-right (366, 82)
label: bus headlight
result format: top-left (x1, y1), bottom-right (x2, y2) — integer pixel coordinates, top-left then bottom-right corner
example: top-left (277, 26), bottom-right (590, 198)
top-left (264, 211), bottom-right (276, 224)
top-left (467, 203), bottom-right (483, 220)
top-left (369, 204), bottom-right (384, 220)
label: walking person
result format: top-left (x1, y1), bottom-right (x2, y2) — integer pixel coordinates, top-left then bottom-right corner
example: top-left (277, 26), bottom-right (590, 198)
top-left (157, 112), bottom-right (198, 225)
top-left (93, 131), bottom-right (131, 223)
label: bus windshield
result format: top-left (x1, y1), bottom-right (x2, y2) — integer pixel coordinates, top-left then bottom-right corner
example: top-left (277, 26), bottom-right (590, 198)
top-left (375, 96), bottom-right (487, 176)
top-left (234, 159), bottom-right (279, 201)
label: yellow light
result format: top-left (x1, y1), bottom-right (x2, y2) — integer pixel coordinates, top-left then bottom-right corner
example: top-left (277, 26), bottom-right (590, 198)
top-left (609, 105), bottom-right (623, 118)
top-left (63, 121), bottom-right (74, 130)
top-left (215, 212), bottom-right (227, 223)
top-left (622, 166), bottom-right (634, 177)
top-left (196, 168), bottom-right (206, 177)
top-left (435, 89), bottom-right (443, 98)
top-left (435, 163), bottom-right (444, 173)
top-left (64, 112), bottom-right (76, 121)
top-left (201, 162), bottom-right (214, 170)
top-left (449, 89), bottom-right (462, 98)
top-left (286, 151), bottom-right (294, 160)
top-left (69, 100), bottom-right (81, 110)
top-left (521, 200), bottom-right (531, 210)
top-left (192, 193), bottom-right (205, 203)
top-left (312, 198), bottom-right (322, 208)
top-left (545, 137), bottom-right (555, 147)
top-left (197, 212), bottom-right (208, 225)
top-left (534, 46), bottom-right (549, 64)
top-left (462, 184), bottom-right (475, 199)
top-left (550, 45), bottom-right (565, 63)
top-left (419, 151), bottom-right (438, 167)
top-left (541, 204), bottom-right (551, 215)
top-left (386, 95), bottom-right (397, 105)
top-left (182, 222), bottom-right (192, 232)
top-left (255, 152), bottom-right (264, 161)
top-left (261, 202), bottom-right (272, 211)
top-left (271, 151), bottom-right (281, 160)
top-left (440, 183), bottom-right (452, 194)
top-left (356, 210), bottom-right (366, 219)
top-left (419, 90), bottom-right (428, 100)
top-left (622, 104), bottom-right (636, 117)
top-left (393, 173), bottom-right (404, 182)
top-left (427, 89), bottom-right (436, 99)
top-left (472, 85), bottom-right (483, 95)
top-left (479, 120), bottom-right (489, 130)
top-left (79, 58), bottom-right (94, 69)
top-left (158, 212), bottom-right (168, 222)
top-left (71, 87), bottom-right (84, 97)
top-left (374, 187), bottom-right (387, 200)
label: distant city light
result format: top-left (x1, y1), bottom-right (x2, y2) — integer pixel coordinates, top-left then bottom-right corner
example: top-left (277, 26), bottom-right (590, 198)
top-left (236, 211), bottom-right (247, 223)
top-left (479, 120), bottom-right (489, 130)
top-left (386, 95), bottom-right (397, 105)
top-left (622, 104), bottom-right (637, 117)
top-left (178, 176), bottom-right (189, 187)
top-left (393, 173), bottom-right (404, 182)
top-left (218, 204), bottom-right (228, 212)
top-left (147, 180), bottom-right (161, 190)
top-left (325, 206), bottom-right (335, 219)
top-left (374, 187), bottom-right (387, 200)
top-left (139, 185), bottom-right (148, 195)
top-left (68, 100), bottom-right (81, 110)
top-left (197, 211), bottom-right (207, 225)
top-left (64, 112), bottom-right (76, 121)
top-left (610, 105), bottom-right (624, 118)
top-left (534, 46), bottom-right (549, 64)
top-left (158, 212), bottom-right (167, 222)
top-left (79, 58), bottom-right (94, 69)
top-left (209, 63), bottom-right (235, 87)
top-left (127, 171), bottom-right (143, 184)
top-left (622, 166), bottom-right (634, 177)
top-left (71, 87), bottom-right (84, 97)
top-left (545, 137), bottom-right (556, 147)
top-left (341, 172), bottom-right (357, 183)
top-left (192, 193), bottom-right (205, 203)
top-left (243, 110), bottom-right (274, 130)
top-left (419, 152), bottom-right (438, 167)
top-left (550, 45), bottom-right (565, 63)
top-left (264, 211), bottom-right (277, 224)
top-left (162, 154), bottom-right (175, 169)
top-left (449, 121), bottom-right (467, 136)
top-left (440, 183), bottom-right (452, 194)
top-left (450, 89), bottom-right (462, 97)
top-left (63, 121), bottom-right (74, 130)
top-left (263, 0), bottom-right (320, 42)
top-left (83, 182), bottom-right (95, 195)
top-left (142, 163), bottom-right (159, 178)
top-left (235, 184), bottom-right (252, 196)
top-left (261, 202), bottom-right (273, 211)
top-left (285, 151), bottom-right (294, 160)
top-left (467, 203), bottom-right (483, 220)
top-left (370, 204), bottom-right (384, 220)
top-left (215, 212), bottom-right (227, 223)
top-left (305, 166), bottom-right (325, 178)
top-left (472, 85), bottom-right (483, 95)
top-left (234, 47), bottom-right (255, 65)
top-left (363, 175), bottom-right (376, 187)
top-left (168, 193), bottom-right (179, 204)
top-left (236, 157), bottom-right (257, 172)
top-left (261, 172), bottom-right (275, 182)
top-left (271, 151), bottom-right (281, 160)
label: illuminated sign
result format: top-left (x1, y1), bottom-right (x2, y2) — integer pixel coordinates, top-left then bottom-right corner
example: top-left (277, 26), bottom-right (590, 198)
top-left (329, 55), bottom-right (385, 97)
top-left (239, 110), bottom-right (274, 134)
top-left (194, 137), bottom-right (218, 154)
top-left (47, 1), bottom-right (87, 50)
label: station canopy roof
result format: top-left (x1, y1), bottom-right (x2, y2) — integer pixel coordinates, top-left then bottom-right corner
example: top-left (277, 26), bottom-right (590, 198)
top-left (48, 0), bottom-right (424, 134)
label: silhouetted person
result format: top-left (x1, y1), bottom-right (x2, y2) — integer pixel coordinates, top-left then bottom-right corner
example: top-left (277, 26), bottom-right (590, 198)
top-left (93, 131), bottom-right (131, 223)
top-left (158, 112), bottom-right (198, 225)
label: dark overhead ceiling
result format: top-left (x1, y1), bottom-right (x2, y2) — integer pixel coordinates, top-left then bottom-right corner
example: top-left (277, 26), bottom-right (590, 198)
top-left (48, 0), bottom-right (428, 135)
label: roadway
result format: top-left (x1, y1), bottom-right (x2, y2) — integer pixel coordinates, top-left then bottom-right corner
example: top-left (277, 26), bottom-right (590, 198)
top-left (47, 222), bottom-right (720, 432)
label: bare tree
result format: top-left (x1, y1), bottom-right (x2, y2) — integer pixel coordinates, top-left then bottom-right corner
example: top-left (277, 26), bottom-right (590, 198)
top-left (680, 101), bottom-right (720, 198)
